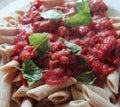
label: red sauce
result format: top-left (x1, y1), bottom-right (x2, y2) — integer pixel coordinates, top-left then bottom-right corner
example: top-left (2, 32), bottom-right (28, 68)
top-left (13, 0), bottom-right (120, 86)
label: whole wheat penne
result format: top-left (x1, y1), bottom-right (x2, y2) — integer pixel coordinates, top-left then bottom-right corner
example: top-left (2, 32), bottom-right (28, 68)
top-left (107, 70), bottom-right (119, 94)
top-left (113, 23), bottom-right (120, 30)
top-left (21, 97), bottom-right (33, 107)
top-left (82, 85), bottom-right (115, 107)
top-left (87, 85), bottom-right (109, 101)
top-left (110, 17), bottom-right (120, 23)
top-left (69, 100), bottom-right (91, 107)
top-left (48, 88), bottom-right (71, 104)
top-left (8, 19), bottom-right (18, 27)
top-left (103, 85), bottom-right (116, 104)
top-left (27, 77), bottom-right (77, 101)
top-left (0, 36), bottom-right (14, 44)
top-left (13, 85), bottom-right (29, 98)
top-left (0, 26), bottom-right (17, 35)
top-left (74, 81), bottom-right (83, 91)
top-left (0, 60), bottom-right (19, 73)
top-left (116, 30), bottom-right (120, 37)
top-left (0, 44), bottom-right (14, 64)
top-left (15, 10), bottom-right (25, 16)
top-left (71, 86), bottom-right (84, 100)
top-left (0, 73), bottom-right (16, 107)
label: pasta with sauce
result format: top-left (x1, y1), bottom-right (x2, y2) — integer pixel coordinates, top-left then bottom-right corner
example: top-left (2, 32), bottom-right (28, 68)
top-left (0, 0), bottom-right (120, 107)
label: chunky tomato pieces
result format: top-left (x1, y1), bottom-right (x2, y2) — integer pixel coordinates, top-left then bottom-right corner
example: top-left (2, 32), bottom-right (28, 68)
top-left (13, 0), bottom-right (120, 86)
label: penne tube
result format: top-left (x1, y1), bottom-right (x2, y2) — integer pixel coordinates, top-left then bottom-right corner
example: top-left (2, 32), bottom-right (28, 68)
top-left (113, 23), bottom-right (120, 30)
top-left (69, 100), bottom-right (91, 107)
top-left (0, 73), bottom-right (16, 107)
top-left (0, 60), bottom-right (19, 73)
top-left (82, 85), bottom-right (115, 107)
top-left (4, 16), bottom-right (14, 22)
top-left (0, 26), bottom-right (17, 36)
top-left (110, 17), bottom-right (120, 23)
top-left (71, 86), bottom-right (84, 100)
top-left (8, 19), bottom-right (18, 27)
top-left (0, 36), bottom-right (14, 44)
top-left (103, 85), bottom-right (116, 104)
top-left (88, 85), bottom-right (109, 101)
top-left (21, 97), bottom-right (33, 107)
top-left (13, 73), bottom-right (20, 82)
top-left (107, 70), bottom-right (119, 94)
top-left (0, 44), bottom-right (15, 64)
top-left (27, 77), bottom-right (77, 101)
top-left (74, 81), bottom-right (83, 91)
top-left (13, 85), bottom-right (29, 98)
top-left (48, 88), bottom-right (71, 104)
top-left (15, 10), bottom-right (25, 16)
top-left (116, 30), bottom-right (120, 37)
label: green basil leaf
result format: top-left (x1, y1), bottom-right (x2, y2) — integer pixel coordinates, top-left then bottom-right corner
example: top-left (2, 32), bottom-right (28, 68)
top-left (77, 57), bottom-right (87, 65)
top-left (41, 9), bottom-right (65, 21)
top-left (22, 59), bottom-right (43, 86)
top-left (29, 33), bottom-right (50, 57)
top-left (76, 0), bottom-right (89, 12)
top-left (77, 71), bottom-right (96, 84)
top-left (65, 0), bottom-right (92, 27)
top-left (61, 38), bottom-right (82, 55)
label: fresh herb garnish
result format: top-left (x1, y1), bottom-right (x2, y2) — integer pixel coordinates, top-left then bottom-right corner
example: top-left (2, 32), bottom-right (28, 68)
top-left (77, 57), bottom-right (87, 65)
top-left (77, 71), bottom-right (96, 84)
top-left (21, 59), bottom-right (43, 86)
top-left (29, 33), bottom-right (50, 57)
top-left (41, 9), bottom-right (65, 21)
top-left (61, 38), bottom-right (82, 55)
top-left (65, 0), bottom-right (92, 27)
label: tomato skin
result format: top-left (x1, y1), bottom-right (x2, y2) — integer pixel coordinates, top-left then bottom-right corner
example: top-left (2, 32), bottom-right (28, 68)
top-left (20, 72), bottom-right (28, 87)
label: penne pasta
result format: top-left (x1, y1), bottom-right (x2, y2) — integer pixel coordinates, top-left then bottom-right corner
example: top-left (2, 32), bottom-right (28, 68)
top-left (0, 44), bottom-right (14, 64)
top-left (0, 60), bottom-right (19, 73)
top-left (87, 85), bottom-right (110, 101)
top-left (69, 99), bottom-right (91, 107)
top-left (82, 85), bottom-right (115, 107)
top-left (71, 86), bottom-right (84, 100)
top-left (110, 17), bottom-right (120, 23)
top-left (103, 85), bottom-right (116, 104)
top-left (48, 88), bottom-right (71, 104)
top-left (113, 23), bottom-right (120, 30)
top-left (0, 73), bottom-right (16, 107)
top-left (0, 26), bottom-right (17, 36)
top-left (13, 85), bottom-right (29, 98)
top-left (107, 70), bottom-right (119, 94)
top-left (21, 97), bottom-right (33, 107)
top-left (27, 77), bottom-right (77, 101)
top-left (0, 36), bottom-right (14, 44)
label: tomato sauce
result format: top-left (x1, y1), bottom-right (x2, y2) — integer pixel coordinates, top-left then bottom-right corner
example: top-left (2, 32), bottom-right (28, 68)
top-left (13, 0), bottom-right (120, 86)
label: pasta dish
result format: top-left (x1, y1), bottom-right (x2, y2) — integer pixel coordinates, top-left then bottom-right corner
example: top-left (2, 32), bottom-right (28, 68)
top-left (0, 0), bottom-right (120, 107)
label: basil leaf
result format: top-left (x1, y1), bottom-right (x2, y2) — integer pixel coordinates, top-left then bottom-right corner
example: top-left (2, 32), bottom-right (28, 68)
top-left (77, 71), bottom-right (96, 84)
top-left (77, 57), bottom-right (87, 65)
top-left (41, 9), bottom-right (65, 21)
top-left (22, 59), bottom-right (43, 86)
top-left (29, 33), bottom-right (50, 57)
top-left (76, 0), bottom-right (89, 12)
top-left (65, 0), bottom-right (92, 27)
top-left (61, 38), bottom-right (82, 55)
